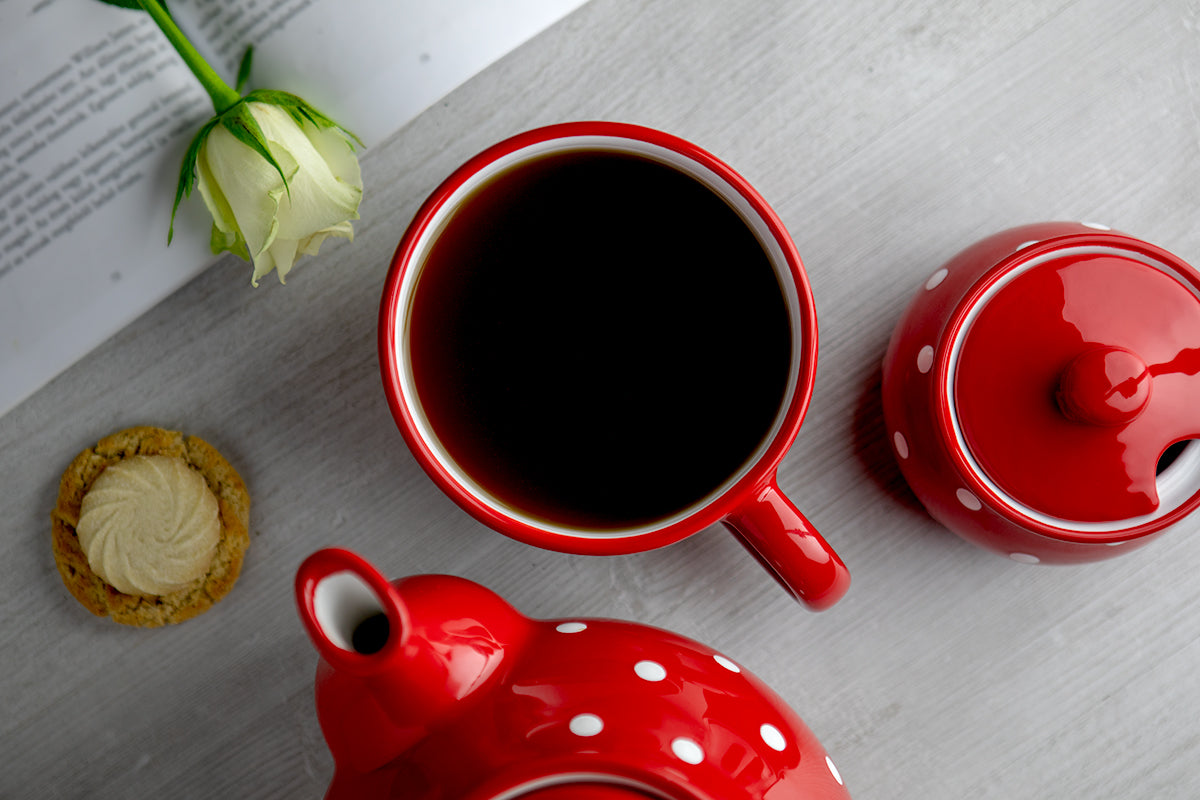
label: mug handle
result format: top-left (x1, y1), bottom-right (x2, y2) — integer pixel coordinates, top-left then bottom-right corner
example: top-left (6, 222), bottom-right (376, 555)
top-left (722, 475), bottom-right (850, 611)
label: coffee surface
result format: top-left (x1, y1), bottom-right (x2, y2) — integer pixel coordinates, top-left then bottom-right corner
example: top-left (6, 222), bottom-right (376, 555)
top-left (409, 151), bottom-right (792, 529)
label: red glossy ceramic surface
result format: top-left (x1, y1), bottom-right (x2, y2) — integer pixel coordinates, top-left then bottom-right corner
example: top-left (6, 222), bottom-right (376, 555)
top-left (378, 122), bottom-right (848, 610)
top-left (882, 222), bottom-right (1200, 563)
top-left (296, 548), bottom-right (852, 800)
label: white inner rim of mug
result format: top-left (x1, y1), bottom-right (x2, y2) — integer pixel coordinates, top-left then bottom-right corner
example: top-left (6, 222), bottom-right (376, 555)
top-left (945, 244), bottom-right (1200, 535)
top-left (394, 135), bottom-right (804, 539)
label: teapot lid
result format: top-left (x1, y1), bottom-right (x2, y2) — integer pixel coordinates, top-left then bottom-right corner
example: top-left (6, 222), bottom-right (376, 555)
top-left (948, 233), bottom-right (1200, 531)
top-left (514, 784), bottom-right (659, 800)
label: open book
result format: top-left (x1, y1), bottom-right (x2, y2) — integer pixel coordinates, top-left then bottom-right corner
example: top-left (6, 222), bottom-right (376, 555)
top-left (0, 0), bottom-right (587, 417)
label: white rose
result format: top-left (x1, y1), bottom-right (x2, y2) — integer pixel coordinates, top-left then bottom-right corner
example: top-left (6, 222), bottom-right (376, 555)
top-left (193, 100), bottom-right (363, 285)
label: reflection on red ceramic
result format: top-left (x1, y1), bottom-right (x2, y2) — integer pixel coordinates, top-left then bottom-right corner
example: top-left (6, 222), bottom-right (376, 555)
top-left (882, 222), bottom-right (1200, 562)
top-left (1056, 346), bottom-right (1151, 428)
top-left (296, 548), bottom-right (852, 800)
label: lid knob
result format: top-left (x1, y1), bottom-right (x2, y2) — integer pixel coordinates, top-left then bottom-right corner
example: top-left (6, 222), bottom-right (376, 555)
top-left (1057, 346), bottom-right (1151, 426)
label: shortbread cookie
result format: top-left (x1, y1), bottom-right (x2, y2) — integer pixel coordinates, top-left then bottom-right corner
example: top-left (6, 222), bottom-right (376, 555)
top-left (51, 426), bottom-right (250, 627)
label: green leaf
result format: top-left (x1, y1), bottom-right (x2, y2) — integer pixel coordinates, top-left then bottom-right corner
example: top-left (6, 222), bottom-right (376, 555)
top-left (235, 45), bottom-right (254, 94)
top-left (168, 117), bottom-right (218, 244)
top-left (220, 101), bottom-right (291, 199)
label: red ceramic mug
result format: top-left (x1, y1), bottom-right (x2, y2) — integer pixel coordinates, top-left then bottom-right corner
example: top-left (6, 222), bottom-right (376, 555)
top-left (378, 122), bottom-right (849, 610)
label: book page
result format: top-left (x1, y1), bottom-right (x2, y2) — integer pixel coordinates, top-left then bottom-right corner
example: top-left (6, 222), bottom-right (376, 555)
top-left (170, 0), bottom-right (591, 146)
top-left (0, 0), bottom-right (588, 418)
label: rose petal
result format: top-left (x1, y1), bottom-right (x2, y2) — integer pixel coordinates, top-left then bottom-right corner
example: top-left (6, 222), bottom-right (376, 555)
top-left (260, 237), bottom-right (299, 284)
top-left (195, 147), bottom-right (239, 238)
top-left (199, 122), bottom-right (287, 258)
top-left (304, 122), bottom-right (362, 187)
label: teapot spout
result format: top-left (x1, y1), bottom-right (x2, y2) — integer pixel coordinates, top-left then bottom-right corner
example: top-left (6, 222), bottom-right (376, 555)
top-left (296, 548), bottom-right (426, 776)
top-left (296, 547), bottom-right (411, 677)
top-left (295, 548), bottom-right (531, 778)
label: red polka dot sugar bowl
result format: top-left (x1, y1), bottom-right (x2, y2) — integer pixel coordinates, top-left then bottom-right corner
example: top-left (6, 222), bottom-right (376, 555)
top-left (295, 548), bottom-right (852, 800)
top-left (882, 222), bottom-right (1200, 563)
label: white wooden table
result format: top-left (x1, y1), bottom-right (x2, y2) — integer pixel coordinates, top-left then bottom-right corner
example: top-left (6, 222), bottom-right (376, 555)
top-left (3, 1), bottom-right (1199, 797)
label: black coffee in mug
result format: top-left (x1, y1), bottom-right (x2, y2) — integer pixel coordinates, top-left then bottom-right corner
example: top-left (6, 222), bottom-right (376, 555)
top-left (407, 150), bottom-right (792, 529)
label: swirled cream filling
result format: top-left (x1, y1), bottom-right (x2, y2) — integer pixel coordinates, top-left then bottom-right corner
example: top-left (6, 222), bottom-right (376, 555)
top-left (76, 455), bottom-right (220, 596)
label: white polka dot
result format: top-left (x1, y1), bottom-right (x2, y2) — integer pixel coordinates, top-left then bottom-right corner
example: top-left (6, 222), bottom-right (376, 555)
top-left (556, 622), bottom-right (587, 633)
top-left (956, 488), bottom-right (982, 511)
top-left (1081, 221), bottom-right (1111, 230)
top-left (893, 431), bottom-right (910, 460)
top-left (713, 654), bottom-right (740, 673)
top-left (671, 737), bottom-right (704, 764)
top-left (826, 755), bottom-right (843, 785)
top-left (569, 713), bottom-right (603, 736)
top-left (1014, 240), bottom-right (1039, 251)
top-left (634, 660), bottom-right (667, 682)
top-left (1010, 552), bottom-right (1041, 564)
top-left (924, 268), bottom-right (948, 290)
top-left (916, 345), bottom-right (934, 374)
top-left (760, 723), bottom-right (786, 752)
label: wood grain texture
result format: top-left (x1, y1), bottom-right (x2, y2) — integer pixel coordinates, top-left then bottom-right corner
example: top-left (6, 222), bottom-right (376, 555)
top-left (3, 0), bottom-right (1200, 797)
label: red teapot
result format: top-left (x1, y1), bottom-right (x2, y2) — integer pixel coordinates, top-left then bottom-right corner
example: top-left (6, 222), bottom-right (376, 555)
top-left (295, 548), bottom-right (851, 799)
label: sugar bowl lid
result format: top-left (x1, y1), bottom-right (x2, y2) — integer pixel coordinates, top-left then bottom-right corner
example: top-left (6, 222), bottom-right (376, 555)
top-left (948, 229), bottom-right (1200, 533)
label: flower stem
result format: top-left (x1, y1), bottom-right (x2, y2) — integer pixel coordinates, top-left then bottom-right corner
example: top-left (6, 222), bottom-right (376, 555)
top-left (136, 0), bottom-right (240, 113)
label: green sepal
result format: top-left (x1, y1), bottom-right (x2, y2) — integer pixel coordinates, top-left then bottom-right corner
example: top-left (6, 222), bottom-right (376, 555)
top-left (244, 89), bottom-right (364, 149)
top-left (235, 45), bottom-right (254, 94)
top-left (219, 100), bottom-right (292, 200)
top-left (210, 223), bottom-right (249, 260)
top-left (168, 116), bottom-right (218, 244)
